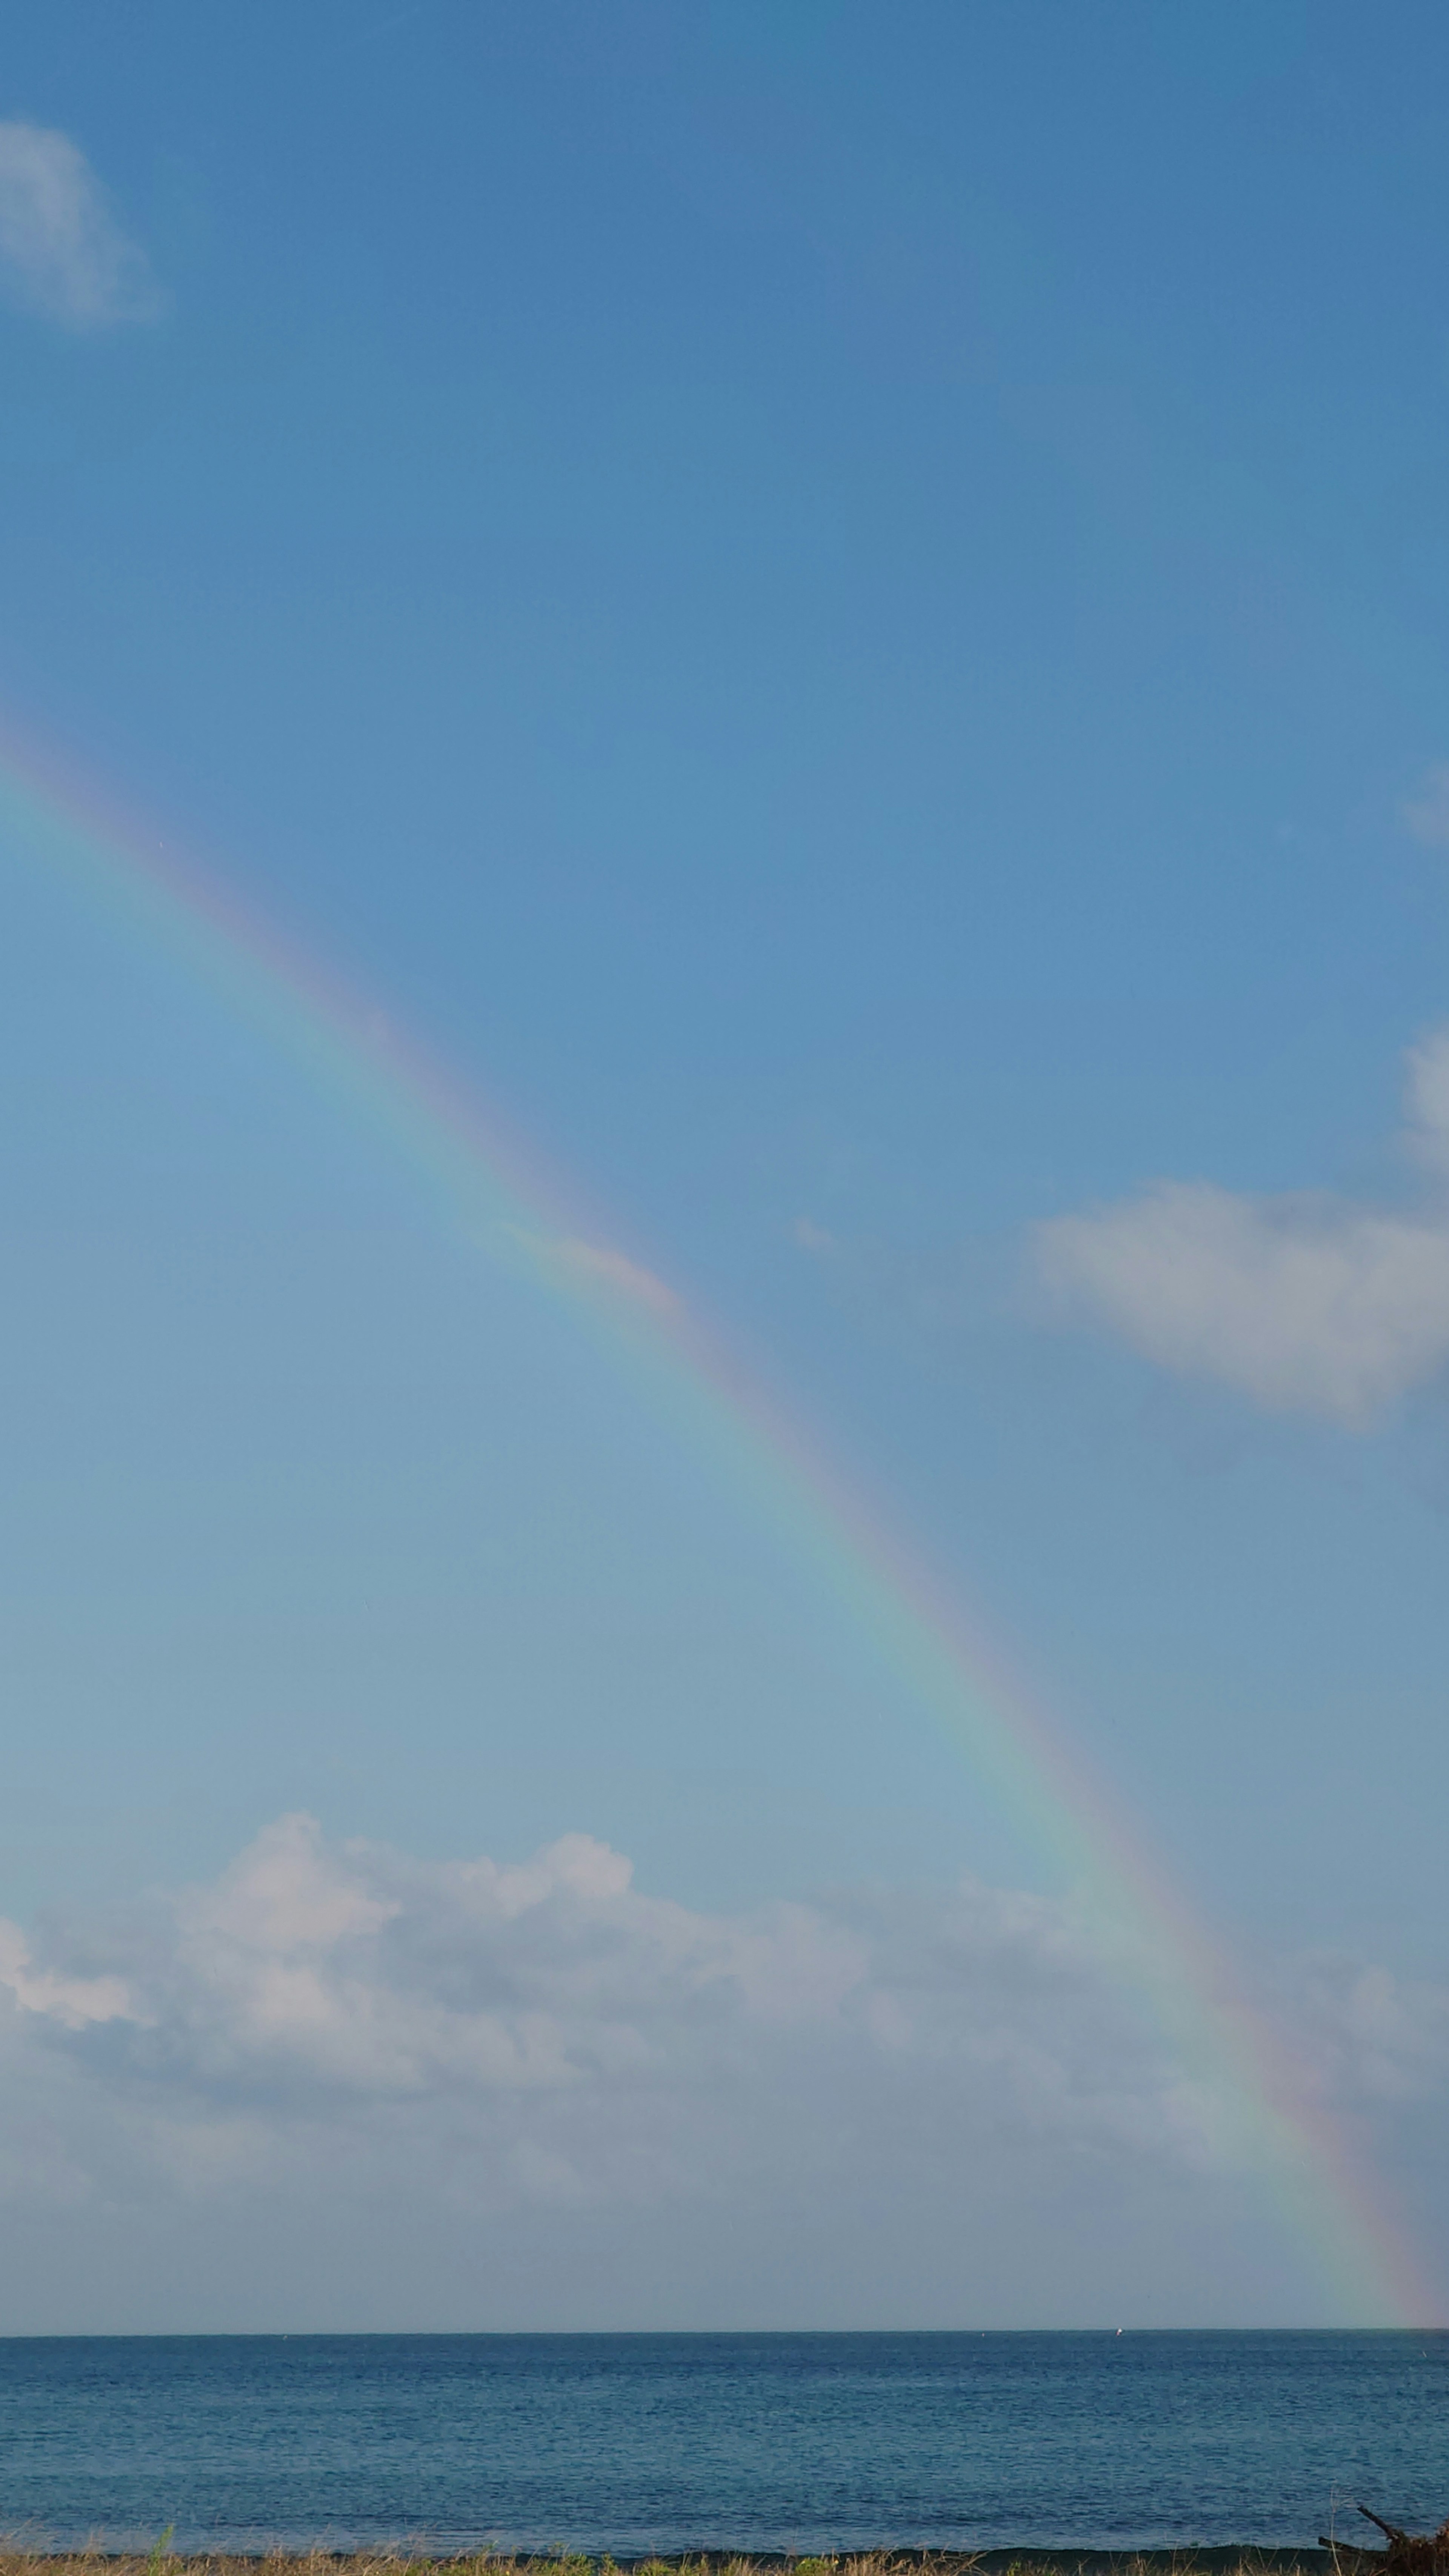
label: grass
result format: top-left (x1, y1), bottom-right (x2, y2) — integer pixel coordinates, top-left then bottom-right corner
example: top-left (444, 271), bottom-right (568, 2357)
top-left (0, 2553), bottom-right (1347, 2576)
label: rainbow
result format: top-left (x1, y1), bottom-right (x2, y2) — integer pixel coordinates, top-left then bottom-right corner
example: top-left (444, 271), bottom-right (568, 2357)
top-left (0, 722), bottom-right (1432, 2327)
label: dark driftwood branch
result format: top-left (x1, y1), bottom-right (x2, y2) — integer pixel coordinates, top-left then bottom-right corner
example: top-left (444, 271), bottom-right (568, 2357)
top-left (1317, 2511), bottom-right (1449, 2574)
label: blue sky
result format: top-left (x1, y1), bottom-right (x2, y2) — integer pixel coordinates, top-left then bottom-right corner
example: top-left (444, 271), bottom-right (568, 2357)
top-left (2, 1), bottom-right (1449, 2328)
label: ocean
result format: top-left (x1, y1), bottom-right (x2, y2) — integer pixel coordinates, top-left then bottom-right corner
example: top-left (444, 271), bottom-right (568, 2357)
top-left (0, 2331), bottom-right (1445, 2556)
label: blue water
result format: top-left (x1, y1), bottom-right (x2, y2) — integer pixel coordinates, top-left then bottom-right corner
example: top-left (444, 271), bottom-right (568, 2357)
top-left (0, 2333), bottom-right (1446, 2555)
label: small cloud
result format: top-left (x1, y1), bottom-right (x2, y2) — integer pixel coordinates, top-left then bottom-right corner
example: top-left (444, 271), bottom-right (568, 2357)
top-left (794, 1216), bottom-right (837, 1255)
top-left (0, 121), bottom-right (164, 329)
top-left (1036, 1027), bottom-right (1449, 1426)
top-left (501, 1226), bottom-right (681, 1318)
top-left (1402, 765), bottom-right (1449, 848)
top-left (0, 1919), bottom-right (132, 2029)
top-left (552, 1236), bottom-right (680, 1317)
top-left (1407, 1027), bottom-right (1449, 1174)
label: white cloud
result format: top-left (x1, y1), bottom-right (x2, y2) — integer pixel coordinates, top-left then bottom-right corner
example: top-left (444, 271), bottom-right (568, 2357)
top-left (2, 1815), bottom-right (1188, 2158)
top-left (551, 1237), bottom-right (681, 1316)
top-left (0, 1814), bottom-right (1441, 2326)
top-left (1407, 1029), bottom-right (1449, 1175)
top-left (0, 122), bottom-right (163, 329)
top-left (0, 1919), bottom-right (131, 2029)
top-left (1035, 1027), bottom-right (1449, 1424)
top-left (1403, 765), bottom-right (1449, 849)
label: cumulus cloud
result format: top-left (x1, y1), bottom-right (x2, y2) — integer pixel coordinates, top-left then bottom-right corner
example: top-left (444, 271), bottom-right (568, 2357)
top-left (1035, 1028), bottom-right (1449, 1425)
top-left (0, 1815), bottom-right (1198, 2173)
top-left (0, 122), bottom-right (163, 329)
top-left (0, 1814), bottom-right (1442, 2326)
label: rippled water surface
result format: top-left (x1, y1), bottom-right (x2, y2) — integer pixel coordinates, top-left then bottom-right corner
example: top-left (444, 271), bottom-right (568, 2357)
top-left (1, 2332), bottom-right (1446, 2554)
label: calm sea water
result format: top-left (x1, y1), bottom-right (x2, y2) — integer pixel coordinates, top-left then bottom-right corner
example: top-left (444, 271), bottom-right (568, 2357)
top-left (0, 2333), bottom-right (1446, 2556)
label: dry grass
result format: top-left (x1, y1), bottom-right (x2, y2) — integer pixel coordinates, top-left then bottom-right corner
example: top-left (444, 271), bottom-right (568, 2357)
top-left (0, 2553), bottom-right (1345, 2576)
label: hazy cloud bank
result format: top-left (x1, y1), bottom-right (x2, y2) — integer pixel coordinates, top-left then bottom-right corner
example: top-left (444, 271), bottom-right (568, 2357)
top-left (0, 1814), bottom-right (1199, 2181)
top-left (1037, 1028), bottom-right (1449, 1425)
top-left (0, 1817), bottom-right (1443, 2326)
top-left (0, 122), bottom-right (163, 328)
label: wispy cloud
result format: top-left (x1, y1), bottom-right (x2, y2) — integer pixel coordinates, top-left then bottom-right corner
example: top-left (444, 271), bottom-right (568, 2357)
top-left (551, 1236), bottom-right (681, 1316)
top-left (0, 122), bottom-right (164, 329)
top-left (1036, 1029), bottom-right (1449, 1426)
top-left (1403, 765), bottom-right (1449, 849)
